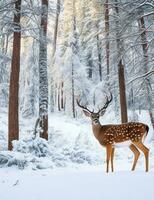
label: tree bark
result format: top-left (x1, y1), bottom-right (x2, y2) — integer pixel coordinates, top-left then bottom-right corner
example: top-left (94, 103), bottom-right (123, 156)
top-left (72, 62), bottom-right (75, 118)
top-left (115, 0), bottom-right (128, 123)
top-left (8, 0), bottom-right (21, 150)
top-left (39, 0), bottom-right (48, 140)
top-left (61, 81), bottom-right (64, 110)
top-left (104, 0), bottom-right (110, 78)
top-left (118, 60), bottom-right (128, 123)
top-left (97, 33), bottom-right (102, 81)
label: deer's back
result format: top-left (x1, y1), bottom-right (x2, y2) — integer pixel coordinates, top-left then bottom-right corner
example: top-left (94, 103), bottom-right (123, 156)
top-left (99, 122), bottom-right (148, 146)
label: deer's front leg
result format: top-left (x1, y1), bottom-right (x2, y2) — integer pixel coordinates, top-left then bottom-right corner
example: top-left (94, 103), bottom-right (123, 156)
top-left (106, 144), bottom-right (112, 173)
top-left (111, 147), bottom-right (115, 172)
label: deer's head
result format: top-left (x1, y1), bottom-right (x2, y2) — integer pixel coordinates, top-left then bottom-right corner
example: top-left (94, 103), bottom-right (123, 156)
top-left (77, 93), bottom-right (113, 125)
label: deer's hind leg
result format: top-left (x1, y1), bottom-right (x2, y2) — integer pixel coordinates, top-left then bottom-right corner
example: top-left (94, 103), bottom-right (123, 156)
top-left (129, 144), bottom-right (140, 171)
top-left (133, 141), bottom-right (149, 172)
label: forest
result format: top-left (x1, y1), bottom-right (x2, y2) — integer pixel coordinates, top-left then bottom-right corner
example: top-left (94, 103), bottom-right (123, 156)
top-left (0, 0), bottom-right (154, 200)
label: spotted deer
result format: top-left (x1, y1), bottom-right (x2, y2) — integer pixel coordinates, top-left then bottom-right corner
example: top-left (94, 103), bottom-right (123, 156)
top-left (77, 93), bottom-right (149, 173)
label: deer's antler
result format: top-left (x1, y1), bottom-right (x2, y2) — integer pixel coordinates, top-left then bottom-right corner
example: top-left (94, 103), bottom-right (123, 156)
top-left (98, 92), bottom-right (113, 114)
top-left (76, 99), bottom-right (93, 113)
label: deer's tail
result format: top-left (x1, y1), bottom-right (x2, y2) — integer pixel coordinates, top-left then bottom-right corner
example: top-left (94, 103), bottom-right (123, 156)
top-left (143, 124), bottom-right (149, 142)
top-left (146, 125), bottom-right (149, 136)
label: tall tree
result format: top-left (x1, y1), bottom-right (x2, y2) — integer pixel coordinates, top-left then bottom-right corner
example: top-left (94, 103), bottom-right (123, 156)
top-left (71, 0), bottom-right (76, 118)
top-left (8, 0), bottom-right (21, 150)
top-left (54, 0), bottom-right (63, 111)
top-left (53, 0), bottom-right (60, 57)
top-left (104, 0), bottom-right (110, 79)
top-left (138, 8), bottom-right (154, 125)
top-left (96, 27), bottom-right (102, 81)
top-left (115, 0), bottom-right (128, 123)
top-left (39, 0), bottom-right (48, 140)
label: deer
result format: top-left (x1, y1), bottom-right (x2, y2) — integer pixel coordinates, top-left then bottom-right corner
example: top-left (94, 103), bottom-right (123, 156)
top-left (77, 93), bottom-right (149, 173)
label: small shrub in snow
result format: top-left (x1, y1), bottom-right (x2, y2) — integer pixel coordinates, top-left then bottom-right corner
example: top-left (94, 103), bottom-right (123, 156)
top-left (7, 157), bottom-right (28, 169)
top-left (13, 137), bottom-right (51, 157)
top-left (69, 146), bottom-right (101, 165)
top-left (0, 153), bottom-right (28, 169)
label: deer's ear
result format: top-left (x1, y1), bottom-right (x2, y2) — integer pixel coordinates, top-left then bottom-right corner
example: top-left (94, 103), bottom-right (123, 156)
top-left (99, 109), bottom-right (106, 116)
top-left (83, 110), bottom-right (91, 117)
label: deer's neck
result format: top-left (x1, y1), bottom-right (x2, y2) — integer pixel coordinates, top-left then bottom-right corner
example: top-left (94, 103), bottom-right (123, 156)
top-left (92, 121), bottom-right (102, 139)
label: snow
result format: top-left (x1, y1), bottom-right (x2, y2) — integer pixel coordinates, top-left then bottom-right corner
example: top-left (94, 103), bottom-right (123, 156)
top-left (0, 168), bottom-right (154, 200)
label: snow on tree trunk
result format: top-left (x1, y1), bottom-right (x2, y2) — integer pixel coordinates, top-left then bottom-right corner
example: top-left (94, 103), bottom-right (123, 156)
top-left (8, 0), bottom-right (21, 150)
top-left (115, 0), bottom-right (128, 123)
top-left (61, 81), bottom-right (64, 110)
top-left (39, 0), bottom-right (48, 140)
top-left (72, 61), bottom-right (75, 118)
top-left (49, 0), bottom-right (61, 113)
top-left (0, 31), bottom-right (9, 107)
top-left (96, 33), bottom-right (102, 82)
top-left (71, 2), bottom-right (77, 118)
top-left (52, 0), bottom-right (60, 57)
top-left (21, 39), bottom-right (38, 118)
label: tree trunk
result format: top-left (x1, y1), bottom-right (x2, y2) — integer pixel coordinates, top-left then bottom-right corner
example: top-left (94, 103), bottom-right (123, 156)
top-left (115, 0), bottom-right (128, 123)
top-left (97, 34), bottom-right (102, 81)
top-left (39, 0), bottom-right (48, 140)
top-left (8, 0), bottom-right (21, 150)
top-left (118, 60), bottom-right (128, 123)
top-left (138, 13), bottom-right (154, 127)
top-left (72, 62), bottom-right (75, 118)
top-left (58, 84), bottom-right (61, 111)
top-left (61, 81), bottom-right (64, 110)
top-left (87, 52), bottom-right (93, 79)
top-left (50, 0), bottom-right (61, 112)
top-left (0, 30), bottom-right (9, 107)
top-left (71, 1), bottom-right (76, 118)
top-left (53, 0), bottom-right (60, 56)
top-left (104, 0), bottom-right (110, 78)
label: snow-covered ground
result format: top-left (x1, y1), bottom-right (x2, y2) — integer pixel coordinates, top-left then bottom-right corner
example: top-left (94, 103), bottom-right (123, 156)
top-left (0, 108), bottom-right (154, 200)
top-left (0, 168), bottom-right (154, 200)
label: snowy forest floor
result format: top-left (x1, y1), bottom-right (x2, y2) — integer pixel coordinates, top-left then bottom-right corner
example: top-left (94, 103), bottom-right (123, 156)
top-left (0, 168), bottom-right (154, 200)
top-left (0, 108), bottom-right (154, 199)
